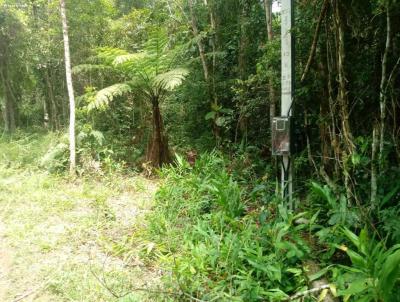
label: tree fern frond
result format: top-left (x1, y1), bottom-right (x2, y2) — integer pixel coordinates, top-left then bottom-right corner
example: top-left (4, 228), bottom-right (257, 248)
top-left (95, 47), bottom-right (129, 65)
top-left (153, 68), bottom-right (189, 91)
top-left (145, 29), bottom-right (169, 56)
top-left (88, 83), bottom-right (132, 111)
top-left (113, 52), bottom-right (149, 66)
top-left (72, 64), bottom-right (114, 74)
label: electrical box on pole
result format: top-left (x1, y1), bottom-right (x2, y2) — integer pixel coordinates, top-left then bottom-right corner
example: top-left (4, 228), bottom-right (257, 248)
top-left (272, 0), bottom-right (294, 202)
top-left (272, 117), bottom-right (292, 156)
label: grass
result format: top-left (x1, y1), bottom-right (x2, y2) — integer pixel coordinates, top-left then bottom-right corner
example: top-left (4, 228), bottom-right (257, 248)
top-left (0, 132), bottom-right (160, 301)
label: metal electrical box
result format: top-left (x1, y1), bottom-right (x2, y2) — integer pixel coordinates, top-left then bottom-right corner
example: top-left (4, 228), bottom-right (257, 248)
top-left (272, 117), bottom-right (291, 156)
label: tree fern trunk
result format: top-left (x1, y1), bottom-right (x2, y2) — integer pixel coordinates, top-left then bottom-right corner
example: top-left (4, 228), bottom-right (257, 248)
top-left (146, 99), bottom-right (171, 167)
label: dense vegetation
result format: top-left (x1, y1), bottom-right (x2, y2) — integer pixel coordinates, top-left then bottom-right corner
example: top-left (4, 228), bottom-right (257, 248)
top-left (1, 0), bottom-right (400, 301)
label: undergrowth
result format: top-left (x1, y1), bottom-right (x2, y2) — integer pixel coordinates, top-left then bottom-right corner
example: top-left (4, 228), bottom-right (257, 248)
top-left (134, 152), bottom-right (400, 301)
top-left (135, 153), bottom-right (314, 301)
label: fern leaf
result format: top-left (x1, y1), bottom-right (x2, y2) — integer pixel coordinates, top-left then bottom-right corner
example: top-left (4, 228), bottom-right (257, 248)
top-left (72, 64), bottom-right (113, 74)
top-left (113, 52), bottom-right (148, 66)
top-left (145, 29), bottom-right (169, 56)
top-left (153, 68), bottom-right (189, 91)
top-left (88, 83), bottom-right (132, 111)
top-left (95, 47), bottom-right (129, 65)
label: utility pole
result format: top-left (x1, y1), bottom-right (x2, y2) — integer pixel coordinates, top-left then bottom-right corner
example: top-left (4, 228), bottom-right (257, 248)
top-left (280, 0), bottom-right (294, 203)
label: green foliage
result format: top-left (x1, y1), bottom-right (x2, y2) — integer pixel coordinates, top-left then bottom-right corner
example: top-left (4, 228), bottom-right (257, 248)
top-left (311, 182), bottom-right (360, 227)
top-left (138, 153), bottom-right (311, 301)
top-left (40, 140), bottom-right (69, 173)
top-left (0, 130), bottom-right (58, 168)
top-left (87, 83), bottom-right (133, 111)
top-left (335, 228), bottom-right (400, 302)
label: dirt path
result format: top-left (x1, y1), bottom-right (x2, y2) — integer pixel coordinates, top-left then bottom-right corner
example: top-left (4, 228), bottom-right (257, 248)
top-left (0, 168), bottom-right (160, 302)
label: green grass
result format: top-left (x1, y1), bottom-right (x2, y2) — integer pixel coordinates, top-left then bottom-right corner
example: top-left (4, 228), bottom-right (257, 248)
top-left (0, 132), bottom-right (160, 301)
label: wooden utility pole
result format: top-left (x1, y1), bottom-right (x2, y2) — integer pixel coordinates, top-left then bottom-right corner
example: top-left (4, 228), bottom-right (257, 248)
top-left (281, 0), bottom-right (294, 202)
top-left (60, 0), bottom-right (76, 175)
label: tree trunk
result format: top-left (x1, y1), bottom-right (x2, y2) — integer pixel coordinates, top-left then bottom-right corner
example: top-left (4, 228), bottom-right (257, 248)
top-left (333, 0), bottom-right (355, 204)
top-left (238, 0), bottom-right (250, 80)
top-left (204, 0), bottom-right (218, 104)
top-left (0, 67), bottom-right (16, 133)
top-left (264, 0), bottom-right (277, 122)
top-left (60, 0), bottom-right (76, 175)
top-left (188, 0), bottom-right (221, 142)
top-left (146, 99), bottom-right (171, 167)
top-left (379, 4), bottom-right (391, 169)
top-left (188, 0), bottom-right (209, 82)
top-left (371, 124), bottom-right (378, 208)
top-left (44, 67), bottom-right (59, 130)
top-left (333, 0), bottom-right (354, 154)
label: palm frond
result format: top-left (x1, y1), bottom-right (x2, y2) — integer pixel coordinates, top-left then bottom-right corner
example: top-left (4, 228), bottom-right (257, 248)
top-left (88, 83), bottom-right (132, 111)
top-left (153, 68), bottom-right (189, 91)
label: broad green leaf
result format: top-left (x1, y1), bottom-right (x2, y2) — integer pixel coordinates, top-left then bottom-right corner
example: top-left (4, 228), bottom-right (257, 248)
top-left (205, 111), bottom-right (216, 120)
top-left (342, 227), bottom-right (360, 249)
top-left (378, 249), bottom-right (400, 300)
top-left (309, 266), bottom-right (332, 281)
top-left (339, 278), bottom-right (369, 296)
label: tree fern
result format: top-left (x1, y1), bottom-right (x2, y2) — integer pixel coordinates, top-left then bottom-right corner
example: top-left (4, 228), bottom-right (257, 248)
top-left (153, 68), bottom-right (189, 91)
top-left (87, 82), bottom-right (133, 111)
top-left (77, 29), bottom-right (189, 167)
top-left (72, 64), bottom-right (114, 74)
top-left (113, 52), bottom-right (149, 66)
top-left (95, 47), bottom-right (129, 65)
top-left (145, 29), bottom-right (169, 57)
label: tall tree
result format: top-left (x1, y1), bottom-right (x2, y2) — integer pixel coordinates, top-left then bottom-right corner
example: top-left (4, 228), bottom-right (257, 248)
top-left (0, 7), bottom-right (23, 133)
top-left (60, 0), bottom-right (76, 175)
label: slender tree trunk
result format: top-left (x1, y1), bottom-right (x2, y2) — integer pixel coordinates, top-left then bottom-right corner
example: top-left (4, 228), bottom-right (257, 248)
top-left (264, 0), bottom-right (277, 122)
top-left (333, 0), bottom-right (354, 154)
top-left (238, 1), bottom-right (250, 80)
top-left (333, 0), bottom-right (355, 204)
top-left (0, 67), bottom-right (16, 133)
top-left (44, 68), bottom-right (59, 130)
top-left (300, 0), bottom-right (329, 83)
top-left (204, 0), bottom-right (218, 100)
top-left (379, 4), bottom-right (391, 169)
top-left (371, 124), bottom-right (378, 207)
top-left (325, 22), bottom-right (340, 177)
top-left (60, 0), bottom-right (76, 175)
top-left (188, 0), bottom-right (209, 82)
top-left (188, 0), bottom-right (220, 141)
top-left (43, 93), bottom-right (49, 129)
